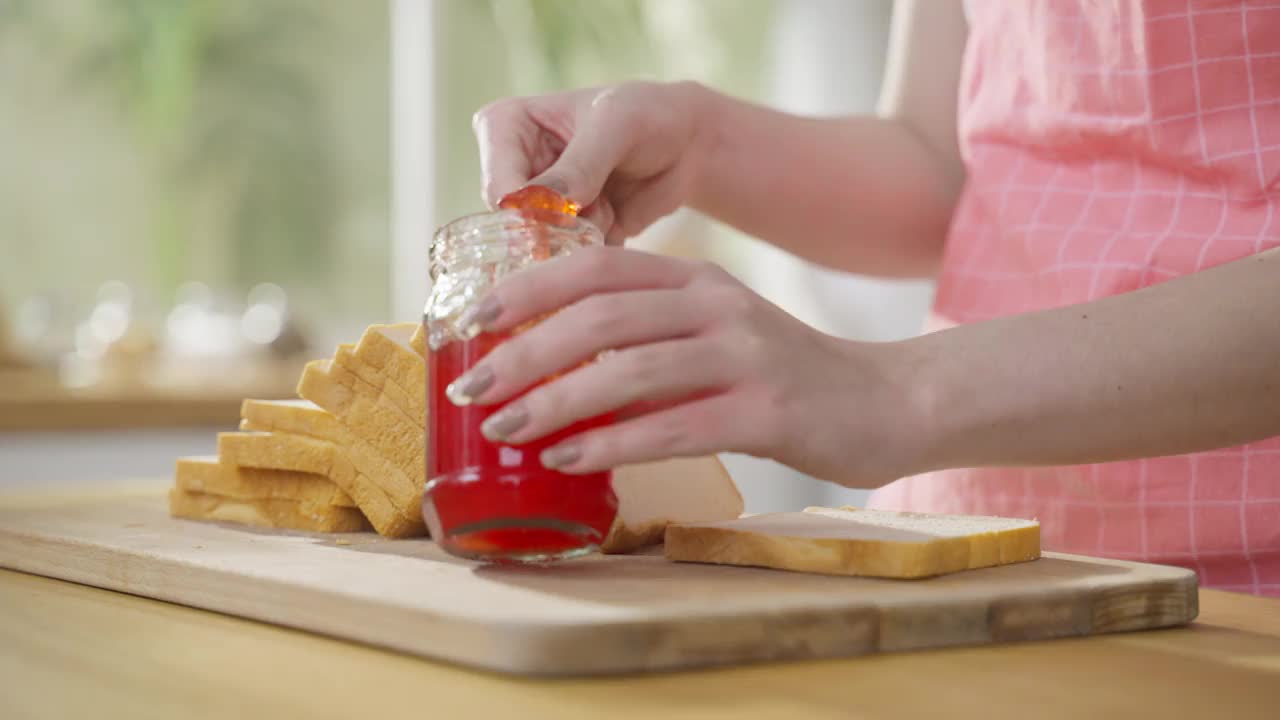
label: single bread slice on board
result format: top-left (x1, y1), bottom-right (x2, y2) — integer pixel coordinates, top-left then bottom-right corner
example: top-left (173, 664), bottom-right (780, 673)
top-left (664, 507), bottom-right (1040, 579)
top-left (169, 488), bottom-right (369, 533)
top-left (175, 455), bottom-right (354, 507)
top-left (602, 456), bottom-right (744, 553)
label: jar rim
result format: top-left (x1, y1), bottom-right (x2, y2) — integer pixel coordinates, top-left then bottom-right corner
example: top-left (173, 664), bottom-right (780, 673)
top-left (431, 208), bottom-right (598, 244)
top-left (428, 208), bottom-right (603, 282)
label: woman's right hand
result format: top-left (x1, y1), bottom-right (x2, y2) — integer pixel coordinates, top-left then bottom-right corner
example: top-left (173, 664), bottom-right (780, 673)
top-left (472, 81), bottom-right (713, 245)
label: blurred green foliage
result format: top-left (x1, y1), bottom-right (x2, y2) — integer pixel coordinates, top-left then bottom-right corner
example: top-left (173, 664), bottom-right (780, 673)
top-left (481, 0), bottom-right (776, 95)
top-left (73, 0), bottom-right (337, 297)
top-left (7, 0), bottom-right (337, 302)
top-left (0, 0), bottom-right (772, 332)
top-left (432, 0), bottom-right (776, 227)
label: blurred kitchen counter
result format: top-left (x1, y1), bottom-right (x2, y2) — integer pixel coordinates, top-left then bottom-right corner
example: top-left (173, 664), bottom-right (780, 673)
top-left (0, 569), bottom-right (1277, 719)
top-left (0, 358), bottom-right (307, 431)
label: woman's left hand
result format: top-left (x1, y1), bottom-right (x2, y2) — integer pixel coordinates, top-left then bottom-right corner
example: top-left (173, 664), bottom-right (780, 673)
top-left (444, 246), bottom-right (923, 488)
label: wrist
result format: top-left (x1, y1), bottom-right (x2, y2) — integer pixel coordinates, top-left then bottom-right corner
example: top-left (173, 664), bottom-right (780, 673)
top-left (673, 80), bottom-right (728, 210)
top-left (886, 332), bottom-right (955, 479)
top-left (819, 335), bottom-right (950, 488)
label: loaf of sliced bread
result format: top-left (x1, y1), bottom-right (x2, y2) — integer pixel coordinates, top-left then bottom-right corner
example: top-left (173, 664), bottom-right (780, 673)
top-left (238, 399), bottom-right (423, 537)
top-left (217, 427), bottom-right (423, 538)
top-left (172, 318), bottom-right (744, 547)
top-left (664, 506), bottom-right (1040, 579)
top-left (295, 360), bottom-right (424, 518)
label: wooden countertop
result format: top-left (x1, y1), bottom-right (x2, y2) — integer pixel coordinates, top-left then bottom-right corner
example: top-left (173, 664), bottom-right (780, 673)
top-left (1, 568), bottom-right (1277, 719)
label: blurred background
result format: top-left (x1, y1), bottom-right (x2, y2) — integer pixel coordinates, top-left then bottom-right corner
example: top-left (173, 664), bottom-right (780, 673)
top-left (0, 0), bottom-right (937, 512)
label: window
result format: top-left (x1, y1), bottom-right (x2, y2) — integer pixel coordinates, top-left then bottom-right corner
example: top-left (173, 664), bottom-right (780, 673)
top-left (1, 0), bottom-right (392, 373)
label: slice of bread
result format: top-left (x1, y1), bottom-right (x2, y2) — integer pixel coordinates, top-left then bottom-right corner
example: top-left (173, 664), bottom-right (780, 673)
top-left (602, 457), bottom-right (744, 553)
top-left (240, 399), bottom-right (342, 443)
top-left (664, 506), bottom-right (1040, 579)
top-left (169, 487), bottom-right (369, 533)
top-left (175, 455), bottom-right (354, 507)
top-left (218, 430), bottom-right (333, 476)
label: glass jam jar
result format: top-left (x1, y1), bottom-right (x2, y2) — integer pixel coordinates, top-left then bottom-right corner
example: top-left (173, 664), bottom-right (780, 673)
top-left (422, 200), bottom-right (618, 563)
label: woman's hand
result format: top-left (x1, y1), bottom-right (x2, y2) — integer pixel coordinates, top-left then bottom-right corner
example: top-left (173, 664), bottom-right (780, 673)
top-left (474, 76), bottom-right (961, 276)
top-left (473, 81), bottom-right (712, 245)
top-left (444, 246), bottom-right (924, 488)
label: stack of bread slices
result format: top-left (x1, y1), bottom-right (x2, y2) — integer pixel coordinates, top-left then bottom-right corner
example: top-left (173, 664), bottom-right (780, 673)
top-left (170, 322), bottom-right (745, 552)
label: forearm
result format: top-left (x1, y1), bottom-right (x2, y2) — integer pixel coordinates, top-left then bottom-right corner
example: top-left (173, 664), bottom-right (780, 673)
top-left (688, 91), bottom-right (958, 278)
top-left (901, 248), bottom-right (1280, 474)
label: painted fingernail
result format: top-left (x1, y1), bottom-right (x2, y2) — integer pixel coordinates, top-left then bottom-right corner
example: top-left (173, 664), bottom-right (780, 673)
top-left (446, 365), bottom-right (494, 406)
top-left (481, 403), bottom-right (528, 441)
top-left (456, 296), bottom-right (502, 335)
top-left (541, 444), bottom-right (582, 469)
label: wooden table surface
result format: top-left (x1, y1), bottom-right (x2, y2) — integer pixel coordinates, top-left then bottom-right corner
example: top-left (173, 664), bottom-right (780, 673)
top-left (1, 568), bottom-right (1278, 719)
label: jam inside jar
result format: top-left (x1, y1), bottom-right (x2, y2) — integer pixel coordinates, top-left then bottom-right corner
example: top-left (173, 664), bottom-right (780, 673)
top-left (422, 190), bottom-right (617, 563)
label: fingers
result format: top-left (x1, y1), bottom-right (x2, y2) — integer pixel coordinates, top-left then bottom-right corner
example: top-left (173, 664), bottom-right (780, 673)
top-left (458, 246), bottom-right (702, 335)
top-left (537, 394), bottom-right (755, 473)
top-left (474, 100), bottom-right (538, 209)
top-left (455, 289), bottom-right (717, 407)
top-left (580, 200), bottom-right (617, 244)
top-left (478, 337), bottom-right (733, 447)
top-left (529, 88), bottom-right (635, 208)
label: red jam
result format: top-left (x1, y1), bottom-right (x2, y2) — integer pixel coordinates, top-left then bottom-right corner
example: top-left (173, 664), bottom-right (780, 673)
top-left (425, 329), bottom-right (617, 562)
top-left (498, 185), bottom-right (580, 216)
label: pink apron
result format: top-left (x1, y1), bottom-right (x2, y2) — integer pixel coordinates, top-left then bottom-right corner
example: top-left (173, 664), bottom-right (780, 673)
top-left (867, 0), bottom-right (1280, 596)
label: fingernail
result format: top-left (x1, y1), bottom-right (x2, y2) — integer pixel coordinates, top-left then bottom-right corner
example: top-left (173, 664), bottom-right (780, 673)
top-left (456, 296), bottom-right (502, 335)
top-left (481, 403), bottom-right (528, 441)
top-left (541, 444), bottom-right (581, 469)
top-left (446, 365), bottom-right (494, 406)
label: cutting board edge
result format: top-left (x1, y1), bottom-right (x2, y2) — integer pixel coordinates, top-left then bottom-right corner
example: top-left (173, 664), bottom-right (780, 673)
top-left (0, 523), bottom-right (1201, 677)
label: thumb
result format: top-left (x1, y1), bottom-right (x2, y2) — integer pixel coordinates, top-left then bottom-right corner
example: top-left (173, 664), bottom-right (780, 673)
top-left (528, 93), bottom-right (632, 208)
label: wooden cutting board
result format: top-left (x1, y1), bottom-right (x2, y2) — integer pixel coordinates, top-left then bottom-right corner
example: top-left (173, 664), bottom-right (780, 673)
top-left (0, 482), bottom-right (1198, 676)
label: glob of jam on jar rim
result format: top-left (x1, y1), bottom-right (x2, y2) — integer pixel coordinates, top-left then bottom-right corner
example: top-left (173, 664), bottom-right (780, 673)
top-left (497, 184), bottom-right (580, 216)
top-left (498, 184), bottom-right (582, 260)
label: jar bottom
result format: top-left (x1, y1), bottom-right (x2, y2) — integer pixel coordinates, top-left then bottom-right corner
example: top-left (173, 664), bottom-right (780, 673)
top-left (423, 468), bottom-right (618, 564)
